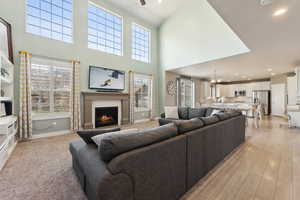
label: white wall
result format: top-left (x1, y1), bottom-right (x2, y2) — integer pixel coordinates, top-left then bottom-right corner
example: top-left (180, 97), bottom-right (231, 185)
top-left (159, 0), bottom-right (249, 71)
top-left (0, 0), bottom-right (160, 116)
top-left (158, 0), bottom-right (250, 112)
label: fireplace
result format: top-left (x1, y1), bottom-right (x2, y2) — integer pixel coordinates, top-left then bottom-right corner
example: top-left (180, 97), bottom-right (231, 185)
top-left (95, 107), bottom-right (118, 128)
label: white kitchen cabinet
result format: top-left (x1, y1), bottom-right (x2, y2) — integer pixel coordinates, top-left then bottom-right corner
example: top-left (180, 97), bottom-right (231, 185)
top-left (287, 76), bottom-right (297, 105)
top-left (296, 67), bottom-right (300, 103)
top-left (217, 81), bottom-right (271, 98)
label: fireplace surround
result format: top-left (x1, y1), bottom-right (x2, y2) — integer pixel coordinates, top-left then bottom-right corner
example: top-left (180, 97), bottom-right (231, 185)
top-left (82, 92), bottom-right (130, 129)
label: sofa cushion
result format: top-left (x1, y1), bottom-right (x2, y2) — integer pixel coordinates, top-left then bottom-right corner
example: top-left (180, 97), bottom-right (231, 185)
top-left (227, 110), bottom-right (242, 117)
top-left (215, 113), bottom-right (231, 121)
top-left (92, 129), bottom-right (139, 147)
top-left (205, 107), bottom-right (214, 117)
top-left (165, 106), bottom-right (179, 119)
top-left (200, 116), bottom-right (220, 125)
top-left (77, 128), bottom-right (121, 144)
top-left (188, 108), bottom-right (207, 119)
top-left (99, 123), bottom-right (178, 162)
top-left (175, 118), bottom-right (204, 134)
top-left (178, 107), bottom-right (189, 120)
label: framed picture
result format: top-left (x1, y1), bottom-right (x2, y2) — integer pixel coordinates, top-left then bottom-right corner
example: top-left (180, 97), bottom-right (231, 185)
top-left (0, 17), bottom-right (13, 63)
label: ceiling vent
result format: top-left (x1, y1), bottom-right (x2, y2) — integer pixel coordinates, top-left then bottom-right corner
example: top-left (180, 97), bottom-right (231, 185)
top-left (260, 0), bottom-right (274, 6)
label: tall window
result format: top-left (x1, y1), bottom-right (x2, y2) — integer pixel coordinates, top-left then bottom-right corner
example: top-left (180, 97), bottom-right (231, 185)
top-left (88, 2), bottom-right (123, 56)
top-left (178, 78), bottom-right (195, 107)
top-left (31, 57), bottom-right (72, 114)
top-left (134, 74), bottom-right (152, 112)
top-left (132, 23), bottom-right (150, 63)
top-left (26, 0), bottom-right (73, 43)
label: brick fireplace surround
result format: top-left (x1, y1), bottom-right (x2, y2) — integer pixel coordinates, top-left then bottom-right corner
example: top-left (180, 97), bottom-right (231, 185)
top-left (81, 92), bottom-right (130, 129)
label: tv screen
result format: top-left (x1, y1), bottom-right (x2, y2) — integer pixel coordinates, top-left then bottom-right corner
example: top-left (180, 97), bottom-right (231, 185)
top-left (89, 66), bottom-right (125, 91)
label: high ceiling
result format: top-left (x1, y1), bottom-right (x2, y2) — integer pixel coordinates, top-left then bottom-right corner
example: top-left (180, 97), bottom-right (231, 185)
top-left (101, 0), bottom-right (184, 27)
top-left (172, 0), bottom-right (300, 82)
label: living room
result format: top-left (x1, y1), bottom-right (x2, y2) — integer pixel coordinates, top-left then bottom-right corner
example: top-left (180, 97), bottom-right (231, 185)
top-left (0, 0), bottom-right (300, 200)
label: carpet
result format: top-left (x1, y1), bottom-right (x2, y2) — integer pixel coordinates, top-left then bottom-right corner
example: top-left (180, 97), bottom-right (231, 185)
top-left (0, 121), bottom-right (158, 200)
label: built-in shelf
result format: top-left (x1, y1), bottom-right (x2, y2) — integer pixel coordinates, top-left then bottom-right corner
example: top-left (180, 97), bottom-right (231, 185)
top-left (0, 76), bottom-right (12, 84)
top-left (0, 51), bottom-right (17, 171)
top-left (0, 97), bottom-right (12, 101)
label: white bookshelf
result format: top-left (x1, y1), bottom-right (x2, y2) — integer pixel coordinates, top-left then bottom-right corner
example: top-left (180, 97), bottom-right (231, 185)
top-left (0, 52), bottom-right (17, 171)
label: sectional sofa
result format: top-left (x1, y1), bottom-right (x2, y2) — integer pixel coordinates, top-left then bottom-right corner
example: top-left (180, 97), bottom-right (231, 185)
top-left (69, 107), bottom-right (246, 200)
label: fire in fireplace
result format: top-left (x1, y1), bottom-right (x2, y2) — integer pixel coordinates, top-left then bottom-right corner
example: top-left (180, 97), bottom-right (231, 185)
top-left (95, 107), bottom-right (118, 128)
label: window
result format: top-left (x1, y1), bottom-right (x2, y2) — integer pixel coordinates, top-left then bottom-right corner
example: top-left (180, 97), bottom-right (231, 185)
top-left (88, 2), bottom-right (123, 56)
top-left (132, 23), bottom-right (150, 63)
top-left (26, 0), bottom-right (73, 43)
top-left (134, 74), bottom-right (152, 112)
top-left (31, 57), bottom-right (72, 114)
top-left (177, 78), bottom-right (195, 107)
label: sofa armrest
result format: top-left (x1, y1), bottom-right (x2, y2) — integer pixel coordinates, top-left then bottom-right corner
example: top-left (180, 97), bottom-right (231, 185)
top-left (77, 128), bottom-right (121, 144)
top-left (159, 118), bottom-right (178, 126)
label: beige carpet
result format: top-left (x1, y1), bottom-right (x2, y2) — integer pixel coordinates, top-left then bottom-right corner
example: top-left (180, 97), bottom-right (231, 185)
top-left (0, 121), bottom-right (158, 200)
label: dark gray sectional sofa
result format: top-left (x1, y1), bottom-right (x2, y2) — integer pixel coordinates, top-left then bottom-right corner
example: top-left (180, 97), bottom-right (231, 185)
top-left (69, 107), bottom-right (246, 200)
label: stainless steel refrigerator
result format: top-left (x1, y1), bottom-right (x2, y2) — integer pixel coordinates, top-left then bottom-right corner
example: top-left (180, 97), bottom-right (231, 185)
top-left (252, 90), bottom-right (271, 115)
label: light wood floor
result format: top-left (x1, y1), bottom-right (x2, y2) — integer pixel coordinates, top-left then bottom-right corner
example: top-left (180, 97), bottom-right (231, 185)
top-left (182, 117), bottom-right (300, 200)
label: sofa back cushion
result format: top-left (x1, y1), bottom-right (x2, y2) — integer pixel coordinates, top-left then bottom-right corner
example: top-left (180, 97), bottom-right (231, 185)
top-left (188, 108), bottom-right (207, 119)
top-left (77, 128), bottom-right (121, 144)
top-left (98, 123), bottom-right (178, 162)
top-left (215, 113), bottom-right (231, 121)
top-left (92, 129), bottom-right (138, 147)
top-left (227, 110), bottom-right (242, 117)
top-left (178, 107), bottom-right (189, 120)
top-left (175, 118), bottom-right (204, 134)
top-left (200, 116), bottom-right (220, 125)
top-left (205, 107), bottom-right (214, 117)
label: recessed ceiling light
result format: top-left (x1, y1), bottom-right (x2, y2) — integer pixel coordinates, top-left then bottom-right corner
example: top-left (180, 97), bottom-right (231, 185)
top-left (158, 0), bottom-right (162, 4)
top-left (273, 8), bottom-right (288, 16)
top-left (267, 68), bottom-right (273, 72)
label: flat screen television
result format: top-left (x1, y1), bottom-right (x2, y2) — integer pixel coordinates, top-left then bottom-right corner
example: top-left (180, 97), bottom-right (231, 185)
top-left (89, 66), bottom-right (125, 91)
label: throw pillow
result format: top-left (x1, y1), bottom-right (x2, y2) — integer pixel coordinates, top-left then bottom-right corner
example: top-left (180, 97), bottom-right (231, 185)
top-left (77, 128), bottom-right (121, 144)
top-left (210, 109), bottom-right (221, 116)
top-left (165, 106), bottom-right (179, 119)
top-left (91, 129), bottom-right (138, 147)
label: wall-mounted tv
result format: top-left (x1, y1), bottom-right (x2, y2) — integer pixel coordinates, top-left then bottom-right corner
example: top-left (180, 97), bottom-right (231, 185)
top-left (89, 66), bottom-right (125, 91)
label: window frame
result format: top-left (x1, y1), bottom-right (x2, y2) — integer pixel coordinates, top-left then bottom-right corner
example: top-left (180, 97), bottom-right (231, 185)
top-left (87, 1), bottom-right (124, 56)
top-left (30, 57), bottom-right (72, 118)
top-left (25, 0), bottom-right (74, 43)
top-left (177, 78), bottom-right (195, 108)
top-left (131, 22), bottom-right (151, 63)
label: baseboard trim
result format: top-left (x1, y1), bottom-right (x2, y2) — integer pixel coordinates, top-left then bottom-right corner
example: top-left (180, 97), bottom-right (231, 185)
top-left (31, 130), bottom-right (72, 139)
top-left (134, 119), bottom-right (151, 124)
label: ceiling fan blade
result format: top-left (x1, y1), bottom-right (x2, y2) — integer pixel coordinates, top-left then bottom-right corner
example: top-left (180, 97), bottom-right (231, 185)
top-left (140, 0), bottom-right (146, 6)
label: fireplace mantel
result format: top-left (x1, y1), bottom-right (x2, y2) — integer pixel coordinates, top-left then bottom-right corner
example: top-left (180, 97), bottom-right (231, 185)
top-left (82, 91), bottom-right (130, 129)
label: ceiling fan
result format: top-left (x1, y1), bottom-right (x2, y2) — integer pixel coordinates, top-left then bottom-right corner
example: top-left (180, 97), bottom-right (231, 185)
top-left (140, 0), bottom-right (146, 6)
top-left (140, 0), bottom-right (162, 6)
